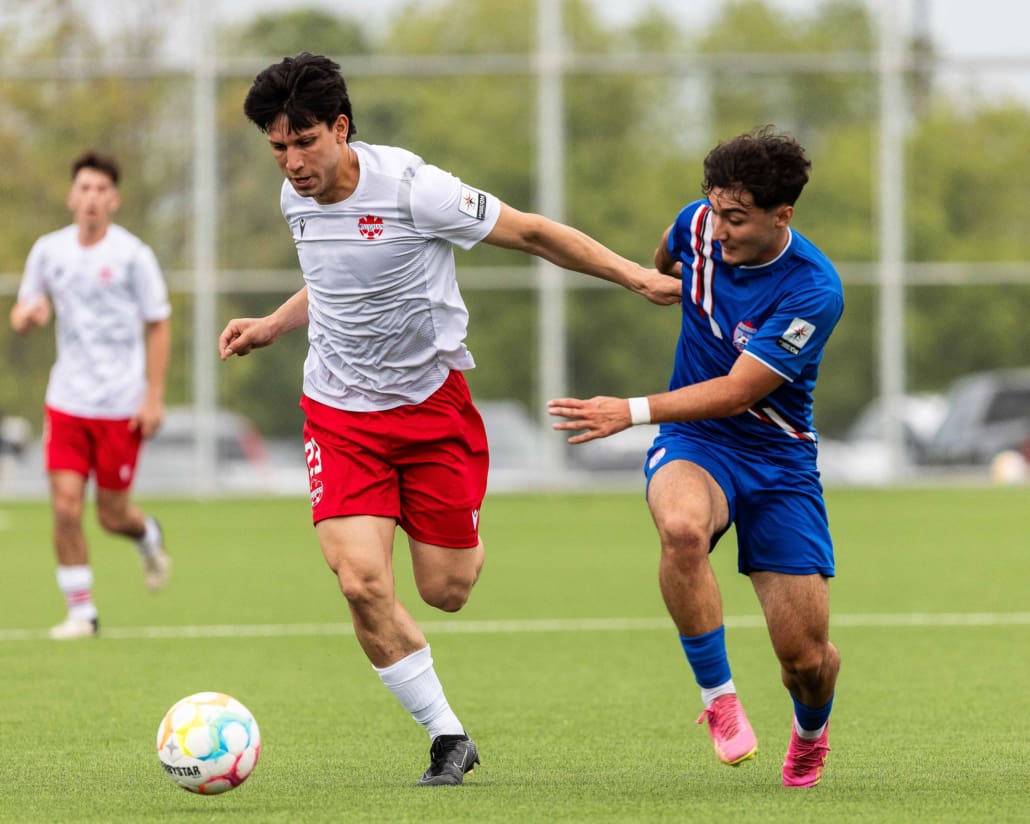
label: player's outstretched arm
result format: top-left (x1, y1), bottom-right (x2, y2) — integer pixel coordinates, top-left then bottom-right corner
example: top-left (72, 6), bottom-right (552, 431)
top-left (549, 356), bottom-right (786, 444)
top-left (220, 286), bottom-right (309, 359)
top-left (483, 204), bottom-right (682, 306)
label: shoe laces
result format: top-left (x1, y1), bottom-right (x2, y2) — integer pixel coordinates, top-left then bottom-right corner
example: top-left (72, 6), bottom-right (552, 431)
top-left (697, 697), bottom-right (745, 738)
top-left (787, 732), bottom-right (830, 771)
top-left (427, 735), bottom-right (468, 772)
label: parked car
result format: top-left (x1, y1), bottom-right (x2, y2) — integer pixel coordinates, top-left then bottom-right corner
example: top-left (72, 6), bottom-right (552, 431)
top-left (817, 392), bottom-right (949, 484)
top-left (133, 406), bottom-right (271, 492)
top-left (922, 368), bottom-right (1030, 466)
top-left (844, 392), bottom-right (950, 465)
top-left (0, 414), bottom-right (31, 458)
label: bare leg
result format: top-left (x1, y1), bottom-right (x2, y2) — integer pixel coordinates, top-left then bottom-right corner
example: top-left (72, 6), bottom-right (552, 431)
top-left (647, 460), bottom-right (730, 636)
top-left (95, 486), bottom-right (147, 540)
top-left (317, 514), bottom-right (425, 667)
top-left (409, 537), bottom-right (483, 613)
top-left (750, 571), bottom-right (840, 708)
top-left (50, 471), bottom-right (89, 566)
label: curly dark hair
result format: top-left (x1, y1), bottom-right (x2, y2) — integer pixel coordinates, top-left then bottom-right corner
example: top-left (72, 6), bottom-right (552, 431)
top-left (702, 126), bottom-right (810, 209)
top-left (243, 52), bottom-right (357, 139)
top-left (71, 150), bottom-right (120, 185)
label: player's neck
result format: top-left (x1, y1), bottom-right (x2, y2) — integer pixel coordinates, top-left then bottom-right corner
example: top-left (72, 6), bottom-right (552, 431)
top-left (76, 221), bottom-right (110, 247)
top-left (316, 144), bottom-right (360, 205)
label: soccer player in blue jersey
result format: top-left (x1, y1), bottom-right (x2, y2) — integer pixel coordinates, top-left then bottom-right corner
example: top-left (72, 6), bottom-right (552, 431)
top-left (549, 126), bottom-right (843, 788)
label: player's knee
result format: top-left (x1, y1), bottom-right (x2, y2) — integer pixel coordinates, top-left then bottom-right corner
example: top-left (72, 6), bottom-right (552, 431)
top-left (336, 569), bottom-right (392, 612)
top-left (656, 513), bottom-right (711, 562)
top-left (417, 574), bottom-right (476, 613)
top-left (95, 505), bottom-right (127, 534)
top-left (779, 642), bottom-right (835, 686)
top-left (52, 496), bottom-right (84, 530)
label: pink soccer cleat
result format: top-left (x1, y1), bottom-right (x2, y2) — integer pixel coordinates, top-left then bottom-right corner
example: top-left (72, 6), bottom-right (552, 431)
top-left (696, 694), bottom-right (758, 766)
top-left (782, 719), bottom-right (830, 788)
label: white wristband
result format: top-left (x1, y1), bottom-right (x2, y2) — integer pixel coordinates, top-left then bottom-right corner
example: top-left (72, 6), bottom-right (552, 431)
top-left (628, 396), bottom-right (651, 426)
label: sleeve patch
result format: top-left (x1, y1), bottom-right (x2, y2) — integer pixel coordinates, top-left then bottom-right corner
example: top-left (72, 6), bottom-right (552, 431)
top-left (459, 187), bottom-right (488, 220)
top-left (776, 318), bottom-right (817, 355)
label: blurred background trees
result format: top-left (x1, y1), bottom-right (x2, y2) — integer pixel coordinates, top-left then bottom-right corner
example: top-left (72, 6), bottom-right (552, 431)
top-left (2, 0), bottom-right (1029, 442)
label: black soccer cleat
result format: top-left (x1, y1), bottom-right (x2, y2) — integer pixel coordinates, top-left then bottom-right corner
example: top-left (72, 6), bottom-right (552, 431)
top-left (417, 733), bottom-right (480, 786)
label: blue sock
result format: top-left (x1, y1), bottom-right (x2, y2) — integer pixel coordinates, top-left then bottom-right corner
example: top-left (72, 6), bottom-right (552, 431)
top-left (679, 626), bottom-right (731, 689)
top-left (793, 694), bottom-right (834, 733)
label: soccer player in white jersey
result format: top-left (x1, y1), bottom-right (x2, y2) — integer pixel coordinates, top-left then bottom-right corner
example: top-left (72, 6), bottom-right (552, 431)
top-left (10, 150), bottom-right (172, 640)
top-left (549, 128), bottom-right (843, 788)
top-left (219, 52), bottom-right (681, 786)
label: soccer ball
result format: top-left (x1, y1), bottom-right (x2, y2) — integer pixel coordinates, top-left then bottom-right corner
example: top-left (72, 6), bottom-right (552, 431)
top-left (990, 449), bottom-right (1027, 485)
top-left (156, 691), bottom-right (261, 794)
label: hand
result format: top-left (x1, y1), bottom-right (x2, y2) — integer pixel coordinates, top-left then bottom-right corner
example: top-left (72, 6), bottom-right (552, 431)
top-left (130, 395), bottom-right (164, 439)
top-left (11, 295), bottom-right (52, 333)
top-left (633, 267), bottom-right (682, 306)
top-left (548, 395), bottom-right (632, 444)
top-left (219, 317), bottom-right (276, 359)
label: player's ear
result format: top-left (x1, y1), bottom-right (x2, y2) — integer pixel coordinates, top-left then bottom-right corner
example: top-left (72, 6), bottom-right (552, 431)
top-left (333, 114), bottom-right (349, 143)
top-left (774, 204), bottom-right (793, 227)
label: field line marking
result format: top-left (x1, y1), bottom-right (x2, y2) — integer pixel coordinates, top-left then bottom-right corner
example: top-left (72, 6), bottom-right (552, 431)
top-left (1, 612), bottom-right (1029, 642)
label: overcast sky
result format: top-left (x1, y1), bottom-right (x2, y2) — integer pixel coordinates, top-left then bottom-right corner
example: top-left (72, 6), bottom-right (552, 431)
top-left (205, 0), bottom-right (1029, 101)
top-left (209, 0), bottom-right (1029, 59)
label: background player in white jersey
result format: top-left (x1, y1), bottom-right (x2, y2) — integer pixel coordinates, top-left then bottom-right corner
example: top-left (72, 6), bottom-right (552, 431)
top-left (549, 128), bottom-right (843, 788)
top-left (10, 150), bottom-right (172, 640)
top-left (219, 52), bottom-right (682, 786)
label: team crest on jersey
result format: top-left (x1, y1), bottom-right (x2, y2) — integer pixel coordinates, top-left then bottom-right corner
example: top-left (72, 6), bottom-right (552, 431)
top-left (733, 320), bottom-right (758, 352)
top-left (99, 266), bottom-right (113, 285)
top-left (777, 318), bottom-right (816, 355)
top-left (358, 214), bottom-right (384, 239)
top-left (459, 187), bottom-right (488, 220)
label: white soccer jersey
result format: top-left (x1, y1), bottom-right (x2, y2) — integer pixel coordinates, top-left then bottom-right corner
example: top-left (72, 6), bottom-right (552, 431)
top-left (281, 142), bottom-right (502, 411)
top-left (18, 224), bottom-right (171, 418)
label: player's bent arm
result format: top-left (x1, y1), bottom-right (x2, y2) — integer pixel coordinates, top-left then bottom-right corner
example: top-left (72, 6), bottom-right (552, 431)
top-left (483, 204), bottom-right (681, 306)
top-left (220, 286), bottom-right (309, 359)
top-left (648, 356), bottom-right (785, 423)
top-left (654, 225), bottom-right (682, 277)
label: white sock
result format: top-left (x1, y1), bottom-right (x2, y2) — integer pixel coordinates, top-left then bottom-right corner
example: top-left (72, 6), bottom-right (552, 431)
top-left (701, 679), bottom-right (737, 707)
top-left (794, 717), bottom-right (828, 739)
top-left (374, 645), bottom-right (464, 740)
top-left (56, 565), bottom-right (97, 622)
top-left (137, 516), bottom-right (161, 557)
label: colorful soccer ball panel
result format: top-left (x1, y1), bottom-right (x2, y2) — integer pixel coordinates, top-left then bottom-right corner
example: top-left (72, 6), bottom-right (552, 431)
top-left (156, 691), bottom-right (261, 794)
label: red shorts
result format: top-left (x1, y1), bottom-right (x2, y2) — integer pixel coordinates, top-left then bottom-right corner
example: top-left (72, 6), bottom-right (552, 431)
top-left (300, 371), bottom-right (489, 548)
top-left (43, 405), bottom-right (142, 491)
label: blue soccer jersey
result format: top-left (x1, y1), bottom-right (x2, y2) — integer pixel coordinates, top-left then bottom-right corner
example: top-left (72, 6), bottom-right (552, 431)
top-left (663, 199), bottom-right (844, 460)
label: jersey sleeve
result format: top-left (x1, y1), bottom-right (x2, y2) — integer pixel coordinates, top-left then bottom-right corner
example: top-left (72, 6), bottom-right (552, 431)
top-left (17, 238), bottom-right (48, 302)
top-left (131, 242), bottom-right (172, 322)
top-left (743, 287), bottom-right (844, 382)
top-left (409, 163), bottom-right (502, 250)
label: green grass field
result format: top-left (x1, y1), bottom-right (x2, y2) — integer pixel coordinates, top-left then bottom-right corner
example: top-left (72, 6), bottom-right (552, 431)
top-left (1, 488), bottom-right (1028, 823)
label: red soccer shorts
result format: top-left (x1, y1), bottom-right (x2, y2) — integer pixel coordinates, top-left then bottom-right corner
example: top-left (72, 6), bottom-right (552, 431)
top-left (300, 370), bottom-right (489, 548)
top-left (43, 405), bottom-right (143, 491)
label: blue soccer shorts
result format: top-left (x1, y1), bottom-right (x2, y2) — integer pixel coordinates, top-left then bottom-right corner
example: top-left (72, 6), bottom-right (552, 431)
top-left (643, 430), bottom-right (835, 577)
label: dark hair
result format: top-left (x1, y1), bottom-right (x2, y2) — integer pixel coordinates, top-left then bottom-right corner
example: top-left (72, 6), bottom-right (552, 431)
top-left (243, 52), bottom-right (357, 139)
top-left (702, 126), bottom-right (810, 209)
top-left (71, 150), bottom-right (120, 185)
